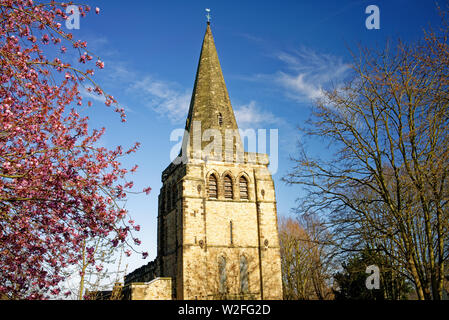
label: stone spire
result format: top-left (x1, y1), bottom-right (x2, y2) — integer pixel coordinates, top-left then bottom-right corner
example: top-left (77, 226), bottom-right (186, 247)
top-left (181, 23), bottom-right (243, 162)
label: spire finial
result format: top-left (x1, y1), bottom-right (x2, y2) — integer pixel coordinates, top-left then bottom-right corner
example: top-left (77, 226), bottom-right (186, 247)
top-left (205, 8), bottom-right (211, 24)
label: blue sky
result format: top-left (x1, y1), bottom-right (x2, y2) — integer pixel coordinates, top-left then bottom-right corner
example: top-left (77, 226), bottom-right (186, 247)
top-left (69, 0), bottom-right (445, 274)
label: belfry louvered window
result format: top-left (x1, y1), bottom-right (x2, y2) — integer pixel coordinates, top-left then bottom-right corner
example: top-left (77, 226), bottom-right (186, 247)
top-left (224, 175), bottom-right (233, 199)
top-left (218, 113), bottom-right (223, 126)
top-left (239, 176), bottom-right (248, 200)
top-left (208, 174), bottom-right (218, 199)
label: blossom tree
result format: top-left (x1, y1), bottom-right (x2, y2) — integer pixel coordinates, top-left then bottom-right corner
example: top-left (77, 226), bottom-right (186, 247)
top-left (0, 0), bottom-right (150, 299)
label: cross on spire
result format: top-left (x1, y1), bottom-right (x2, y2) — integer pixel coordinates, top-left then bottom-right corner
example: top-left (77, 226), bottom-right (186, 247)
top-left (205, 8), bottom-right (211, 24)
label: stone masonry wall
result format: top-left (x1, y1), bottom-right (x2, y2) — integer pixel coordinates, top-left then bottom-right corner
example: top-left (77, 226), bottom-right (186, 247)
top-left (128, 278), bottom-right (172, 300)
top-left (176, 155), bottom-right (283, 299)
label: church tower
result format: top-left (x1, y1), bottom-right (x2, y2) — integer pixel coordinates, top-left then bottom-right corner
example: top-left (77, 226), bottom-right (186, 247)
top-left (124, 21), bottom-right (283, 300)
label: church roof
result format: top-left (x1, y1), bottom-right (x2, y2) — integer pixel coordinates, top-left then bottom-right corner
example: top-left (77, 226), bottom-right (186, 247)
top-left (182, 23), bottom-right (243, 160)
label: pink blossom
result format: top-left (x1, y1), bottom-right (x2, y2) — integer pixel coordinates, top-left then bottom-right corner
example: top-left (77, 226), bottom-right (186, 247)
top-left (96, 59), bottom-right (105, 69)
top-left (0, 0), bottom-right (147, 300)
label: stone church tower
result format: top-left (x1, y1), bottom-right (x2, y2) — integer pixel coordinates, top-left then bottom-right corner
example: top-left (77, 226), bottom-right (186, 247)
top-left (123, 22), bottom-right (283, 300)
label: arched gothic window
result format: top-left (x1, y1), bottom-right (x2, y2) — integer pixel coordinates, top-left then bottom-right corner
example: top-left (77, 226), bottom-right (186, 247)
top-left (218, 113), bottom-right (223, 126)
top-left (240, 255), bottom-right (249, 294)
top-left (223, 175), bottom-right (233, 199)
top-left (239, 176), bottom-right (249, 200)
top-left (218, 256), bottom-right (227, 294)
top-left (208, 174), bottom-right (218, 199)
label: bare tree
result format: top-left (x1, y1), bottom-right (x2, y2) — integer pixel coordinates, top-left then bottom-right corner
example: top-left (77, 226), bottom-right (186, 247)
top-left (284, 8), bottom-right (449, 300)
top-left (279, 216), bottom-right (334, 300)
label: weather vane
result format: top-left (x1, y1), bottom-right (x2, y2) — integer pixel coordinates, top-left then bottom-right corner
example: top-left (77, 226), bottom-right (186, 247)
top-left (205, 8), bottom-right (211, 24)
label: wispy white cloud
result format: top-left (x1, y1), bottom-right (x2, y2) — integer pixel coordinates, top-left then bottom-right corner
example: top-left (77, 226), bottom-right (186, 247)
top-left (81, 88), bottom-right (106, 103)
top-left (107, 63), bottom-right (136, 82)
top-left (85, 36), bottom-right (120, 58)
top-left (130, 77), bottom-right (190, 123)
top-left (277, 47), bottom-right (351, 79)
top-left (80, 87), bottom-right (136, 114)
top-left (236, 32), bottom-right (265, 43)
top-left (234, 100), bottom-right (284, 129)
top-left (276, 72), bottom-right (324, 101)
top-left (75, 35), bottom-right (191, 122)
top-left (234, 100), bottom-right (298, 156)
top-left (275, 47), bottom-right (352, 103)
